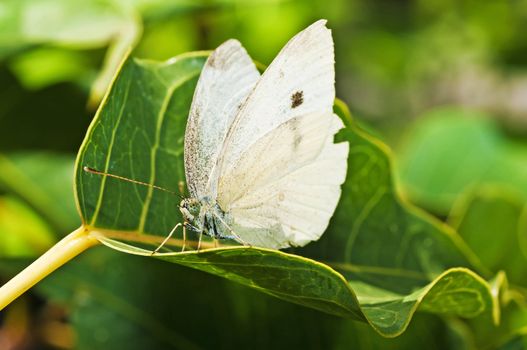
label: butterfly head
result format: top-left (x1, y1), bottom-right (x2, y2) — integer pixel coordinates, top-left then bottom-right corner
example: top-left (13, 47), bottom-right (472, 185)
top-left (179, 197), bottom-right (201, 223)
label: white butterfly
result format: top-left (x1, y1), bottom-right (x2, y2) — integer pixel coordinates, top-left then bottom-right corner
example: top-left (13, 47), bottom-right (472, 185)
top-left (176, 20), bottom-right (349, 250)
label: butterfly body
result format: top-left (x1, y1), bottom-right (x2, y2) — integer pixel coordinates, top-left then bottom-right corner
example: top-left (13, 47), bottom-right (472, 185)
top-left (180, 197), bottom-right (237, 241)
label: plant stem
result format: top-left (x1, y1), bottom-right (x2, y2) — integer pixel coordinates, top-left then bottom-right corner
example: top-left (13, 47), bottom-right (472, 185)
top-left (0, 226), bottom-right (99, 310)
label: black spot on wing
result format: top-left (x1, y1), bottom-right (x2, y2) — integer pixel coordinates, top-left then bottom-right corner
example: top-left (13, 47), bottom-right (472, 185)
top-left (291, 91), bottom-right (304, 108)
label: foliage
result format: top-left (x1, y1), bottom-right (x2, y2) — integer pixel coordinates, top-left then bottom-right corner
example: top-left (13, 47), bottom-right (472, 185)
top-left (397, 109), bottom-right (527, 214)
top-left (1, 1), bottom-right (527, 349)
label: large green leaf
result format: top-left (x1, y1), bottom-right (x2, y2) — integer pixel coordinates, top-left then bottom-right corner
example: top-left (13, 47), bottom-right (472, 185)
top-left (0, 0), bottom-right (140, 101)
top-left (74, 52), bottom-right (499, 337)
top-left (0, 195), bottom-right (55, 257)
top-left (0, 0), bottom-right (131, 49)
top-left (441, 186), bottom-right (527, 347)
top-left (396, 108), bottom-right (527, 214)
top-left (497, 330), bottom-right (527, 350)
top-left (449, 187), bottom-right (527, 287)
top-left (0, 152), bottom-right (80, 234)
top-left (8, 48), bottom-right (94, 90)
top-left (0, 249), bottom-right (473, 350)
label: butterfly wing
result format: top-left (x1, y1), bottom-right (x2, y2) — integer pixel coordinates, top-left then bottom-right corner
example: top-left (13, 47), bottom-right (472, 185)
top-left (209, 20), bottom-right (335, 194)
top-left (184, 39), bottom-right (260, 199)
top-left (219, 112), bottom-right (348, 248)
top-left (213, 20), bottom-right (348, 248)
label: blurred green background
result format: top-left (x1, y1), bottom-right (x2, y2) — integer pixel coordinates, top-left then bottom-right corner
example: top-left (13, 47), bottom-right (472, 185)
top-left (1, 0), bottom-right (527, 349)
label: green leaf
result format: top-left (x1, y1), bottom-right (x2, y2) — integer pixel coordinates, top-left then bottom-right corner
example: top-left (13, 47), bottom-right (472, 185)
top-left (0, 0), bottom-right (140, 101)
top-left (76, 52), bottom-right (207, 232)
top-left (498, 335), bottom-right (527, 350)
top-left (0, 249), bottom-right (482, 350)
top-left (449, 187), bottom-right (527, 287)
top-left (0, 195), bottom-right (55, 257)
top-left (8, 48), bottom-right (94, 90)
top-left (0, 0), bottom-right (129, 48)
top-left (464, 283), bottom-right (527, 349)
top-left (396, 108), bottom-right (527, 214)
top-left (74, 52), bottom-right (499, 337)
top-left (0, 152), bottom-right (80, 234)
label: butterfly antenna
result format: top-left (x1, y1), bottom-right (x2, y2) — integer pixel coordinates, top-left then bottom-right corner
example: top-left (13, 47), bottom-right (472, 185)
top-left (83, 166), bottom-right (184, 198)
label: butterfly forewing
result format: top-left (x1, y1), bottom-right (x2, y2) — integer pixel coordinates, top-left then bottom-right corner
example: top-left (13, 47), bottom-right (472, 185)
top-left (211, 19), bottom-right (335, 185)
top-left (184, 39), bottom-right (260, 199)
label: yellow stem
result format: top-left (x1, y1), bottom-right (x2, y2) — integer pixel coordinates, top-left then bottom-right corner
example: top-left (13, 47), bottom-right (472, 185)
top-left (0, 226), bottom-right (99, 310)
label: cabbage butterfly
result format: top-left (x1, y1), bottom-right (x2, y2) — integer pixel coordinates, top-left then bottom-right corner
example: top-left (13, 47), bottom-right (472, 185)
top-left (178, 20), bottom-right (349, 250)
top-left (84, 20), bottom-right (348, 251)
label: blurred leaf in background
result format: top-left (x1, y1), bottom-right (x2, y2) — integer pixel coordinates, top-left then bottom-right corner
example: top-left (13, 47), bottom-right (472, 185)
top-left (337, 0), bottom-right (527, 135)
top-left (0, 153), bottom-right (79, 234)
top-left (447, 187), bottom-right (527, 349)
top-left (2, 0), bottom-right (527, 131)
top-left (396, 108), bottom-right (527, 214)
top-left (449, 187), bottom-right (527, 286)
top-left (0, 0), bottom-right (140, 102)
top-left (0, 196), bottom-right (54, 257)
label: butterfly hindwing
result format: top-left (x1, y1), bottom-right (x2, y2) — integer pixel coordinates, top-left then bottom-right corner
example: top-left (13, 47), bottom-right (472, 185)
top-left (218, 112), bottom-right (348, 248)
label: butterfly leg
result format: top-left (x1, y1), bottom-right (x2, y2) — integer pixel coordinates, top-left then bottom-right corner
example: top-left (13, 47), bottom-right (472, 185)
top-left (181, 223), bottom-right (187, 252)
top-left (151, 222), bottom-right (182, 255)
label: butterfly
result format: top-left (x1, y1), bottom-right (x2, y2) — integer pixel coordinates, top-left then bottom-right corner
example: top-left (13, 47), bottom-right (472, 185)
top-left (177, 19), bottom-right (349, 250)
top-left (84, 20), bottom-right (348, 251)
